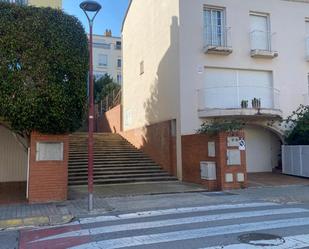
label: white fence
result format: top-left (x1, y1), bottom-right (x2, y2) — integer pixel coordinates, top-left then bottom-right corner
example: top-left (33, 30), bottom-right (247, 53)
top-left (282, 145), bottom-right (309, 177)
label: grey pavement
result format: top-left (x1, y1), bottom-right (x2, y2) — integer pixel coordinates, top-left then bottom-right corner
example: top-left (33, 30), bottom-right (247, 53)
top-left (2, 183), bottom-right (309, 248)
top-left (0, 231), bottom-right (18, 249)
top-left (14, 201), bottom-right (309, 248)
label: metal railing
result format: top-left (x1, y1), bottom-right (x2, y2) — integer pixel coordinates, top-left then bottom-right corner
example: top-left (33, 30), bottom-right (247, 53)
top-left (96, 89), bottom-right (121, 117)
top-left (250, 30), bottom-right (274, 51)
top-left (197, 85), bottom-right (280, 110)
top-left (204, 25), bottom-right (232, 48)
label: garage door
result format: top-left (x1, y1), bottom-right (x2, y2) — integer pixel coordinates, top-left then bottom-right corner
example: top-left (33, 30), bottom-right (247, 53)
top-left (245, 127), bottom-right (281, 173)
top-left (204, 68), bottom-right (273, 109)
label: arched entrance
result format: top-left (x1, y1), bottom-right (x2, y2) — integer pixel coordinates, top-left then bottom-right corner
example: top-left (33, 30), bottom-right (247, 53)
top-left (0, 125), bottom-right (28, 204)
top-left (244, 125), bottom-right (282, 173)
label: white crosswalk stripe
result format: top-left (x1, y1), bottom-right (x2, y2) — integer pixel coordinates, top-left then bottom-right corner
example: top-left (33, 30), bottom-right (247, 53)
top-left (69, 217), bottom-right (309, 249)
top-left (34, 207), bottom-right (307, 242)
top-left (78, 202), bottom-right (278, 224)
top-left (25, 202), bottom-right (309, 249)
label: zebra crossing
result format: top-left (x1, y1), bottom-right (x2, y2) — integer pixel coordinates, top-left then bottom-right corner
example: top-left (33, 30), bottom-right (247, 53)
top-left (19, 201), bottom-right (309, 249)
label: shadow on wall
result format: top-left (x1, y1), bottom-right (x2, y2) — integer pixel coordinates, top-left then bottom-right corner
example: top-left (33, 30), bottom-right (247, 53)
top-left (128, 16), bottom-right (180, 176)
top-left (97, 17), bottom-right (180, 177)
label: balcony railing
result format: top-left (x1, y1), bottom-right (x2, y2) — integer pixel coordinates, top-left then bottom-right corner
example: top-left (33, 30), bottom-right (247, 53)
top-left (197, 85), bottom-right (280, 111)
top-left (204, 25), bottom-right (232, 54)
top-left (250, 30), bottom-right (278, 58)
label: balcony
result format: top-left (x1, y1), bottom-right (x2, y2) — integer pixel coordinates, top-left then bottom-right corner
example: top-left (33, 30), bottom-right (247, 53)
top-left (250, 30), bottom-right (278, 59)
top-left (204, 25), bottom-right (232, 55)
top-left (197, 85), bottom-right (282, 118)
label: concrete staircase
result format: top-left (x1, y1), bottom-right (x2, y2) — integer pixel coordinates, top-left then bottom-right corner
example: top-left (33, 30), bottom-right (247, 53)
top-left (68, 133), bottom-right (177, 186)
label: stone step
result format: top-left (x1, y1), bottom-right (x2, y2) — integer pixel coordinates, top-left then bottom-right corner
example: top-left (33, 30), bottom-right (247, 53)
top-left (68, 176), bottom-right (178, 186)
top-left (69, 162), bottom-right (158, 169)
top-left (69, 171), bottom-right (168, 178)
top-left (68, 166), bottom-right (161, 172)
top-left (69, 158), bottom-right (154, 164)
top-left (69, 154), bottom-right (150, 159)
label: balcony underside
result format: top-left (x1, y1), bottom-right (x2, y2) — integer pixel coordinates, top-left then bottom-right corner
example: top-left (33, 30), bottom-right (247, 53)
top-left (204, 46), bottom-right (233, 55)
top-left (198, 108), bottom-right (283, 118)
top-left (251, 49), bottom-right (278, 59)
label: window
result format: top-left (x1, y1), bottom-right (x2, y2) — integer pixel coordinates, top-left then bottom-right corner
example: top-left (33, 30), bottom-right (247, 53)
top-left (204, 7), bottom-right (226, 47)
top-left (140, 61), bottom-right (144, 75)
top-left (117, 73), bottom-right (122, 84)
top-left (250, 13), bottom-right (270, 51)
top-left (115, 41), bottom-right (122, 50)
top-left (98, 54), bottom-right (108, 67)
top-left (117, 59), bottom-right (122, 68)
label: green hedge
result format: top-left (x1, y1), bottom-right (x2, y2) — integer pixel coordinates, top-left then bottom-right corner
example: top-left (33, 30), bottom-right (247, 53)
top-left (0, 2), bottom-right (88, 134)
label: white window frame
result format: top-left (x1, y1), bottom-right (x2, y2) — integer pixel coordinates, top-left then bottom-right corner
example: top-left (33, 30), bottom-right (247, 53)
top-left (117, 58), bottom-right (122, 68)
top-left (204, 6), bottom-right (226, 47)
top-left (98, 54), bottom-right (108, 67)
top-left (250, 12), bottom-right (271, 51)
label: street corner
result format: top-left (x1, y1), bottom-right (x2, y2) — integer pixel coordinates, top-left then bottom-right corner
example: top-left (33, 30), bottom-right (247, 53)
top-left (0, 214), bottom-right (74, 230)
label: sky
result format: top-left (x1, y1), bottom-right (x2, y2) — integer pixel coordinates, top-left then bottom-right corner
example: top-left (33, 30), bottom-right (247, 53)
top-left (62, 0), bottom-right (130, 37)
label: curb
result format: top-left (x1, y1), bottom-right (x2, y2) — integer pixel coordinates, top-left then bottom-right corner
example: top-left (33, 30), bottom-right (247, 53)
top-left (0, 214), bottom-right (74, 230)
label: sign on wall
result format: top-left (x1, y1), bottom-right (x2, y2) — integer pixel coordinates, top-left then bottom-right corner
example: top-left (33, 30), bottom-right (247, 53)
top-left (36, 142), bottom-right (64, 161)
top-left (239, 138), bottom-right (246, 151)
top-left (208, 141), bottom-right (216, 157)
top-left (227, 137), bottom-right (240, 147)
top-left (227, 149), bottom-right (241, 165)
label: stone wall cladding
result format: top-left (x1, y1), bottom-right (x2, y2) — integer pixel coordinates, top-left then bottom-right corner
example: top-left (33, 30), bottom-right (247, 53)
top-left (28, 132), bottom-right (68, 203)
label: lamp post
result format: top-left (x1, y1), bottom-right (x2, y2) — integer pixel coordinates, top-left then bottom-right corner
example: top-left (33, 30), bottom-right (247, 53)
top-left (80, 0), bottom-right (102, 211)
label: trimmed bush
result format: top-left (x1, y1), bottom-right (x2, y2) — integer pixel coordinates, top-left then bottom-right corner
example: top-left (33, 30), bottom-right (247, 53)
top-left (0, 2), bottom-right (88, 135)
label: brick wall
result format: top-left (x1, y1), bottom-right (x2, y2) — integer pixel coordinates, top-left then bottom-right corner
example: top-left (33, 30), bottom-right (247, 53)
top-left (181, 131), bottom-right (247, 191)
top-left (96, 105), bottom-right (121, 133)
top-left (217, 131), bottom-right (247, 190)
top-left (120, 121), bottom-right (177, 176)
top-left (28, 132), bottom-right (68, 203)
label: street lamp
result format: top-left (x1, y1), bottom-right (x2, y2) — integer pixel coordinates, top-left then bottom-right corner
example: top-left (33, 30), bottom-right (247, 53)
top-left (80, 0), bottom-right (101, 212)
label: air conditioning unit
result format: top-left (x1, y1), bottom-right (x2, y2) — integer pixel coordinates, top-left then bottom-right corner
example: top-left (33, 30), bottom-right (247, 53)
top-left (200, 161), bottom-right (216, 180)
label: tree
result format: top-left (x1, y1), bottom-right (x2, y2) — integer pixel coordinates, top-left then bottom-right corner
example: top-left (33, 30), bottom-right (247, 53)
top-left (285, 105), bottom-right (309, 145)
top-left (197, 119), bottom-right (244, 135)
top-left (0, 3), bottom-right (88, 136)
top-left (94, 74), bottom-right (121, 103)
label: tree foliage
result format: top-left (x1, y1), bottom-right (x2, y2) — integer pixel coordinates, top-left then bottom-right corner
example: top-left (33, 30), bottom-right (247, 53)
top-left (285, 105), bottom-right (309, 145)
top-left (197, 120), bottom-right (244, 135)
top-left (94, 74), bottom-right (121, 103)
top-left (0, 2), bottom-right (88, 135)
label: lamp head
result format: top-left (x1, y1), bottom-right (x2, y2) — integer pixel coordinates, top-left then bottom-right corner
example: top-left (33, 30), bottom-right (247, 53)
top-left (80, 1), bottom-right (102, 12)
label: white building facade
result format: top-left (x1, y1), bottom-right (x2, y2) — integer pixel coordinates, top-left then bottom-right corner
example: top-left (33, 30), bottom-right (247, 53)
top-left (92, 31), bottom-right (122, 84)
top-left (122, 0), bottom-right (309, 178)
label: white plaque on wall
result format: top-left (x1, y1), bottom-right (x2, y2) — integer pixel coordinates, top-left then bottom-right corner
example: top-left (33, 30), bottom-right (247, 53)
top-left (227, 149), bottom-right (241, 165)
top-left (208, 141), bottom-right (216, 157)
top-left (227, 137), bottom-right (240, 147)
top-left (36, 142), bottom-right (64, 161)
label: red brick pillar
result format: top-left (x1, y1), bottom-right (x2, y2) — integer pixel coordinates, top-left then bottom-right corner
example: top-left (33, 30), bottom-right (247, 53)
top-left (216, 131), bottom-right (247, 190)
top-left (28, 132), bottom-right (69, 203)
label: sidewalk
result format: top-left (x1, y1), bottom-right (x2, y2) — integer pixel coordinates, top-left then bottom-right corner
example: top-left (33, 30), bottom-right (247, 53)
top-left (0, 181), bottom-right (206, 230)
top-left (2, 181), bottom-right (309, 230)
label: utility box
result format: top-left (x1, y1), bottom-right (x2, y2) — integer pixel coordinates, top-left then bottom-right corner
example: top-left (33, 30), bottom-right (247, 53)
top-left (200, 161), bottom-right (216, 180)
